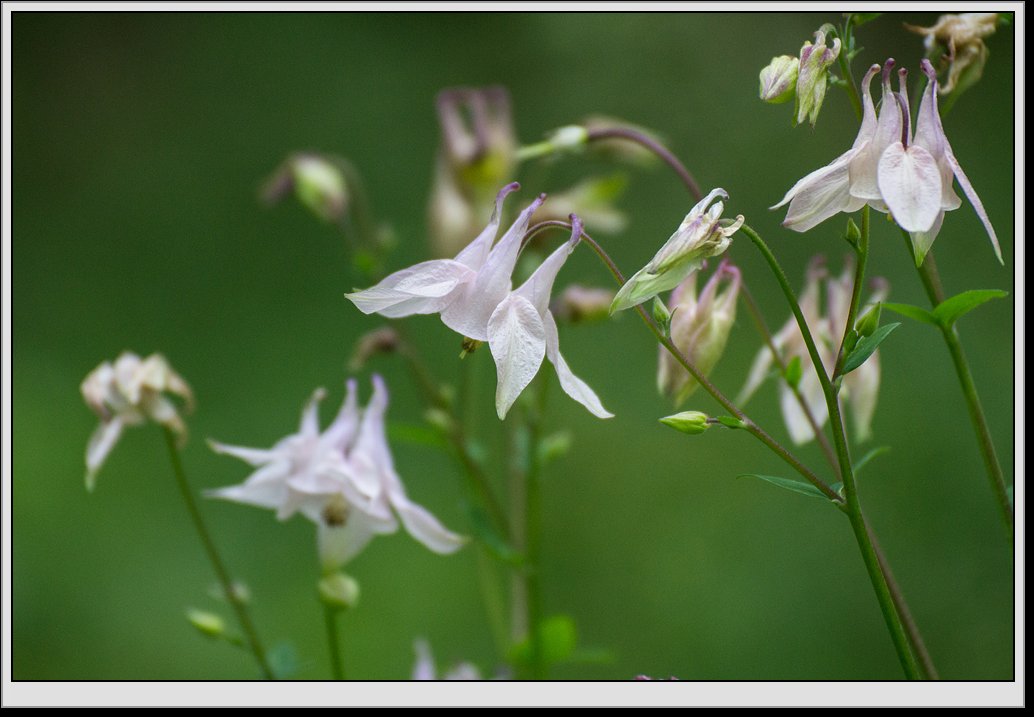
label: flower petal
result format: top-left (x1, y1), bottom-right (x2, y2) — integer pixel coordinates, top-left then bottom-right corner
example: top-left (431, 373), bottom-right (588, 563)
top-left (205, 460), bottom-right (293, 511)
top-left (487, 294), bottom-right (546, 419)
top-left (298, 387), bottom-right (326, 439)
top-left (84, 418), bottom-right (125, 491)
top-left (320, 379), bottom-right (360, 453)
top-left (780, 370), bottom-right (828, 445)
top-left (775, 149), bottom-right (861, 232)
top-left (452, 182), bottom-right (520, 269)
top-left (845, 354), bottom-right (880, 443)
top-left (393, 497), bottom-right (468, 554)
top-left (878, 142), bottom-right (943, 232)
top-left (318, 518), bottom-right (382, 570)
top-left (514, 227), bottom-right (579, 316)
top-left (909, 210), bottom-right (945, 267)
top-left (207, 440), bottom-right (281, 466)
top-left (345, 259), bottom-right (476, 318)
top-left (543, 311), bottom-right (613, 418)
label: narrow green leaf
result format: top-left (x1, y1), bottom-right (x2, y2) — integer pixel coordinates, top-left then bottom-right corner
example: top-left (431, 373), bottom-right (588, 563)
top-left (717, 415), bottom-right (746, 430)
top-left (883, 302), bottom-right (938, 326)
top-left (932, 289), bottom-right (1008, 328)
top-left (465, 504), bottom-right (523, 565)
top-left (738, 473), bottom-right (828, 500)
top-left (853, 446), bottom-right (891, 476)
top-left (784, 355), bottom-right (803, 389)
top-left (842, 323), bottom-right (900, 374)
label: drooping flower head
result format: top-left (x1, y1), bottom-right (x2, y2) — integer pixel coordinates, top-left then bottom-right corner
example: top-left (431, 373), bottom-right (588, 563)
top-left (81, 351), bottom-right (194, 491)
top-left (906, 13), bottom-right (999, 97)
top-left (657, 260), bottom-right (741, 406)
top-left (208, 376), bottom-right (466, 570)
top-left (610, 188), bottom-right (742, 313)
top-left (261, 153), bottom-right (350, 225)
top-left (759, 55), bottom-right (799, 104)
top-left (795, 29), bottom-right (842, 127)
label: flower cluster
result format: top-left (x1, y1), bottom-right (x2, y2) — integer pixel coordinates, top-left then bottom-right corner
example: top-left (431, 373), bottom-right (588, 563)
top-left (347, 183), bottom-right (612, 420)
top-left (208, 375), bottom-right (466, 570)
top-left (81, 351), bottom-right (194, 491)
top-left (774, 59), bottom-right (1000, 266)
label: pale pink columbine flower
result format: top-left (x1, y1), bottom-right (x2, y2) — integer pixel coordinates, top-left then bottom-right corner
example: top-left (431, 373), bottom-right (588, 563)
top-left (657, 261), bottom-right (741, 406)
top-left (487, 217), bottom-right (612, 420)
top-left (411, 639), bottom-right (481, 681)
top-left (346, 183), bottom-right (543, 342)
top-left (81, 351), bottom-right (194, 491)
top-left (208, 376), bottom-right (466, 570)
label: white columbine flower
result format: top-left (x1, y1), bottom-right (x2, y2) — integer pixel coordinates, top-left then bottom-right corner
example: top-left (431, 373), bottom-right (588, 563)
top-left (346, 182), bottom-right (544, 342)
top-left (411, 639), bottom-right (481, 681)
top-left (208, 376), bottom-right (465, 570)
top-left (610, 188), bottom-right (742, 313)
top-left (487, 217), bottom-right (612, 419)
top-left (81, 351), bottom-right (194, 491)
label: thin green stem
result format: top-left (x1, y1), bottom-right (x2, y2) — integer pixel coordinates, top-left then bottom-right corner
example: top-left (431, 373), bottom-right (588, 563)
top-left (832, 207), bottom-right (870, 381)
top-left (524, 376), bottom-right (549, 680)
top-left (324, 606), bottom-right (345, 680)
top-left (902, 232), bottom-right (1013, 540)
top-left (162, 428), bottom-right (275, 680)
top-left (585, 127), bottom-right (703, 202)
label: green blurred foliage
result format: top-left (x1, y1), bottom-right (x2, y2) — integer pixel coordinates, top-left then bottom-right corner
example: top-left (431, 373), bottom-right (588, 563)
top-left (13, 11), bottom-right (1014, 680)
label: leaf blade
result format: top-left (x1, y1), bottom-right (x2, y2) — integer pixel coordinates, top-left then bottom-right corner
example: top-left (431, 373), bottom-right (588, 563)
top-left (842, 323), bottom-right (901, 374)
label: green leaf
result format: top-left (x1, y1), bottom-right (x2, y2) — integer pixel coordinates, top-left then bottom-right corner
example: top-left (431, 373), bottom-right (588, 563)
top-left (883, 302), bottom-right (937, 326)
top-left (784, 355), bottom-right (803, 389)
top-left (266, 642), bottom-right (302, 680)
top-left (850, 12), bottom-right (882, 26)
top-left (738, 473), bottom-right (828, 500)
top-left (387, 422), bottom-right (448, 449)
top-left (508, 615), bottom-right (578, 667)
top-left (717, 415), bottom-right (746, 430)
top-left (842, 323), bottom-right (900, 374)
top-left (466, 504), bottom-right (523, 565)
top-left (932, 289), bottom-right (1008, 328)
top-left (853, 446), bottom-right (890, 476)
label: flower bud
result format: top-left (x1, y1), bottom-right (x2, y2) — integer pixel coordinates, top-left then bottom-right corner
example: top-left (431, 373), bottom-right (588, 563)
top-left (795, 29), bottom-right (841, 126)
top-left (262, 153), bottom-right (349, 224)
top-left (318, 571), bottom-right (361, 612)
top-left (759, 55), bottom-right (799, 104)
top-left (657, 262), bottom-right (741, 405)
top-left (659, 411), bottom-right (710, 436)
top-left (855, 302), bottom-right (882, 338)
top-left (186, 609), bottom-right (226, 639)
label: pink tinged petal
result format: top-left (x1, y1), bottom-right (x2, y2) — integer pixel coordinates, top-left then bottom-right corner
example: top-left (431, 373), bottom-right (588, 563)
top-left (781, 370), bottom-right (829, 445)
top-left (514, 231), bottom-right (579, 316)
top-left (877, 142), bottom-right (943, 232)
top-left (207, 440), bottom-right (281, 466)
top-left (943, 143), bottom-right (1003, 263)
top-left (297, 387), bottom-right (326, 439)
top-left (777, 150), bottom-right (860, 232)
top-left (542, 311), bottom-right (613, 418)
top-left (736, 346), bottom-right (775, 406)
top-left (318, 519), bottom-right (381, 570)
top-left (84, 418), bottom-right (125, 491)
top-left (392, 497), bottom-right (468, 554)
top-left (320, 379), bottom-right (360, 453)
top-left (440, 193), bottom-right (547, 341)
top-left (205, 462), bottom-right (292, 512)
top-left (909, 211), bottom-right (945, 267)
top-left (487, 294), bottom-right (546, 420)
top-left (845, 355), bottom-right (880, 443)
top-left (452, 182), bottom-right (520, 269)
top-left (412, 640), bottom-right (437, 681)
top-left (349, 375), bottom-right (395, 499)
top-left (852, 64), bottom-right (881, 150)
top-left (344, 259), bottom-right (475, 318)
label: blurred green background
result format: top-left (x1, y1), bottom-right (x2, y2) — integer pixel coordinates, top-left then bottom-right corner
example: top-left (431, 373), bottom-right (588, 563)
top-left (12, 12), bottom-right (1015, 680)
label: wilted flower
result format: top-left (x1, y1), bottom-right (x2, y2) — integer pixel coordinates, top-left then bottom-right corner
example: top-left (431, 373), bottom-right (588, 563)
top-left (81, 351), bottom-right (194, 491)
top-left (412, 639), bottom-right (481, 681)
top-left (657, 261), bottom-right (741, 405)
top-left (261, 153), bottom-right (349, 224)
top-left (611, 188), bottom-right (742, 313)
top-left (795, 29), bottom-right (841, 126)
top-left (487, 217), bottom-right (612, 420)
top-left (208, 376), bottom-right (466, 570)
top-left (429, 87), bottom-right (517, 257)
top-left (759, 55), bottom-right (799, 104)
top-left (906, 13), bottom-right (998, 96)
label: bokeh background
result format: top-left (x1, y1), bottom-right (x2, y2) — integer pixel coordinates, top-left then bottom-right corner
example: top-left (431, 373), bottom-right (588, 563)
top-left (12, 11), bottom-right (1016, 681)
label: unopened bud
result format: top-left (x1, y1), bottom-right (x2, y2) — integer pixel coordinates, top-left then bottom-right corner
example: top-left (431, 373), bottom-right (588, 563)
top-left (262, 153), bottom-right (349, 224)
top-left (843, 217), bottom-right (862, 249)
top-left (548, 125), bottom-right (589, 153)
top-left (795, 29), bottom-right (841, 126)
top-left (318, 572), bottom-right (361, 612)
top-left (659, 411), bottom-right (710, 435)
top-left (186, 609), bottom-right (226, 639)
top-left (759, 55), bottom-right (799, 104)
top-left (651, 296), bottom-right (672, 335)
top-left (855, 303), bottom-right (882, 338)
top-left (349, 327), bottom-right (401, 371)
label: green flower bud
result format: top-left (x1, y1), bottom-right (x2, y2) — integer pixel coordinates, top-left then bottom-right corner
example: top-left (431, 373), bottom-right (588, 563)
top-left (318, 572), bottom-right (361, 612)
top-left (659, 411), bottom-right (710, 435)
top-left (855, 302), bottom-right (882, 338)
top-left (795, 30), bottom-right (841, 127)
top-left (186, 609), bottom-right (226, 639)
top-left (759, 55), bottom-right (799, 104)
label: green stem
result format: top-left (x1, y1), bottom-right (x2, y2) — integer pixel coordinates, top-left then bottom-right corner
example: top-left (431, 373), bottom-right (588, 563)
top-left (742, 220), bottom-right (930, 680)
top-left (834, 22), bottom-right (863, 120)
top-left (324, 606), bottom-right (345, 680)
top-left (903, 233), bottom-right (1013, 540)
top-left (524, 377), bottom-right (549, 680)
top-left (162, 428), bottom-right (275, 680)
top-left (832, 207), bottom-right (870, 381)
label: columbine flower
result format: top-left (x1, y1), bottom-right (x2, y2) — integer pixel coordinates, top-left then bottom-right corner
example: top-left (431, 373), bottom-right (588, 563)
top-left (759, 55), bottom-right (799, 104)
top-left (411, 639), bottom-right (481, 681)
top-left (657, 261), bottom-right (741, 406)
top-left (795, 29), bottom-right (841, 126)
top-left (610, 188), bottom-right (742, 313)
top-left (906, 13), bottom-right (998, 96)
top-left (487, 217), bottom-right (612, 419)
top-left (208, 376), bottom-right (465, 570)
top-left (879, 59), bottom-right (1001, 265)
top-left (81, 351), bottom-right (194, 491)
top-left (346, 183), bottom-right (543, 342)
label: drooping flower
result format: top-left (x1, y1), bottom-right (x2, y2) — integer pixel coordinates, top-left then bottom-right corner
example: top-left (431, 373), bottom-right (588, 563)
top-left (795, 29), bottom-right (842, 126)
top-left (487, 217), bottom-right (612, 420)
top-left (346, 183), bottom-right (544, 342)
top-left (261, 152), bottom-right (350, 225)
top-left (610, 188), bottom-right (742, 313)
top-left (657, 260), bottom-right (741, 406)
top-left (80, 351), bottom-right (194, 491)
top-left (759, 55), bottom-right (799, 104)
top-left (411, 639), bottom-right (481, 681)
top-left (880, 59), bottom-right (1001, 265)
top-left (208, 376), bottom-right (466, 570)
top-left (905, 13), bottom-right (999, 96)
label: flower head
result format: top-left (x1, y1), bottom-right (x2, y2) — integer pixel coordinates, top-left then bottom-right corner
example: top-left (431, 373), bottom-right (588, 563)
top-left (795, 29), bottom-right (841, 127)
top-left (759, 55), bottom-right (799, 104)
top-left (208, 376), bottom-right (466, 570)
top-left (906, 13), bottom-right (998, 96)
top-left (610, 188), bottom-right (742, 313)
top-left (81, 351), bottom-right (194, 491)
top-left (657, 261), bottom-right (741, 405)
